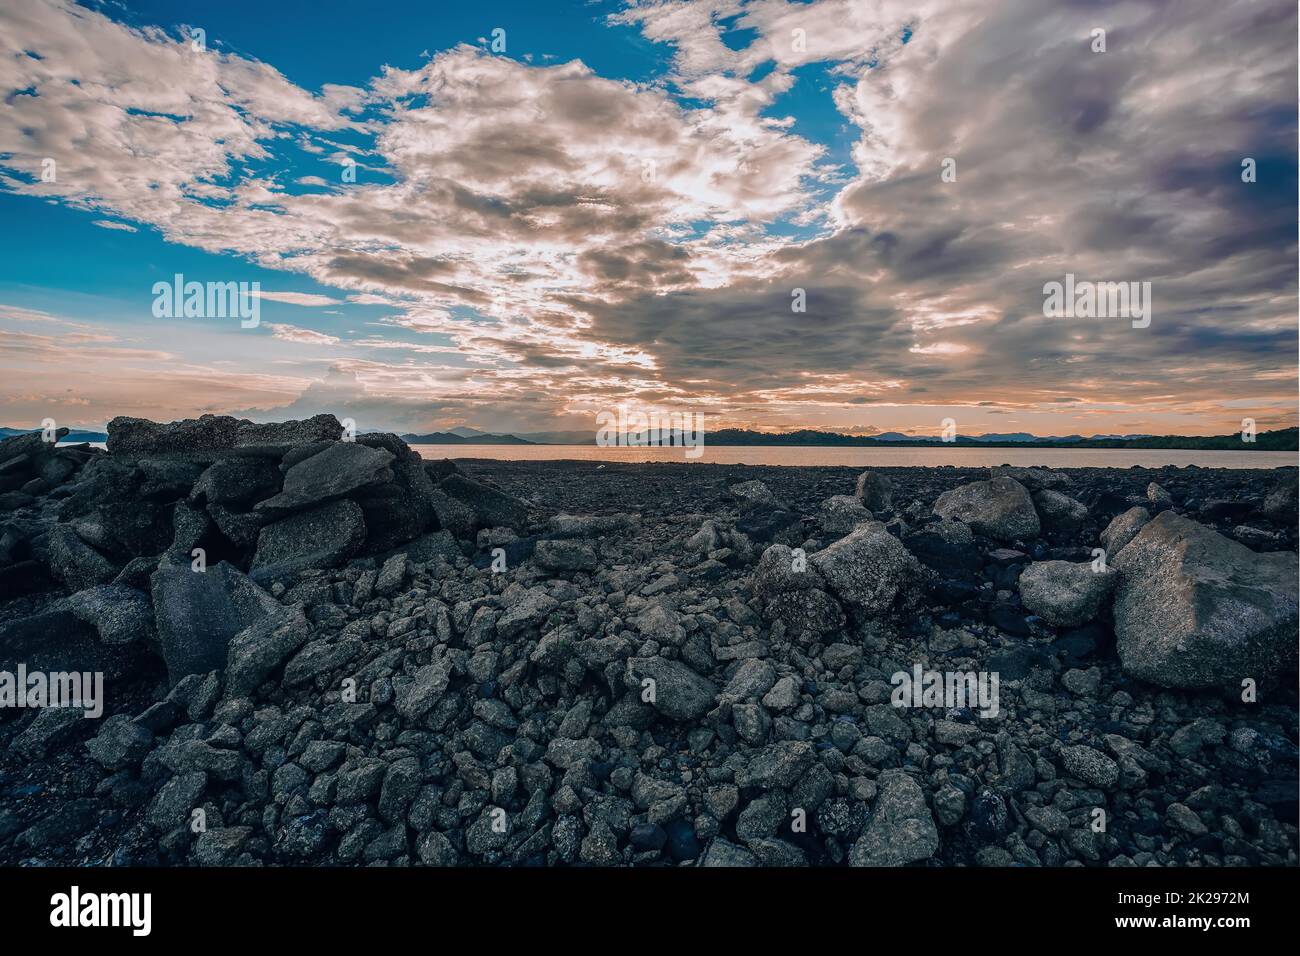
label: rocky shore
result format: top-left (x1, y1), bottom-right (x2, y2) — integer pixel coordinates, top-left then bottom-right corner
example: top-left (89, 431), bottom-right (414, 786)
top-left (1, 415), bottom-right (1296, 867)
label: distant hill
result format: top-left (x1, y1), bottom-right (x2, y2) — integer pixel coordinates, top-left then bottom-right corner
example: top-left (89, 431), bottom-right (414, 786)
top-left (700, 427), bottom-right (1298, 450)
top-left (400, 431), bottom-right (534, 445)
top-left (524, 425), bottom-right (1295, 450)
top-left (1, 426), bottom-right (108, 443)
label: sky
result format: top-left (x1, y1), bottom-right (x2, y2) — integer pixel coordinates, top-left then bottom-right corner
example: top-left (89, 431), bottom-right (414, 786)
top-left (0, 0), bottom-right (1296, 438)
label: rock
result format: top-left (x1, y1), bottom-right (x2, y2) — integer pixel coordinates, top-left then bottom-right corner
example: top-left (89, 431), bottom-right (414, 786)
top-left (849, 771), bottom-right (939, 866)
top-left (234, 415), bottom-right (343, 448)
top-left (85, 713), bottom-right (154, 769)
top-left (625, 657), bottom-right (718, 721)
top-left (107, 414), bottom-right (239, 459)
top-left (809, 524), bottom-right (922, 620)
top-left (854, 471), bottom-right (893, 510)
top-left (1261, 475), bottom-right (1298, 523)
top-left (547, 513), bottom-right (640, 537)
top-left (699, 838), bottom-right (757, 867)
top-left (429, 486), bottom-right (478, 540)
top-left (752, 544), bottom-right (845, 635)
top-left (933, 477), bottom-right (1039, 542)
top-left (146, 771), bottom-right (207, 831)
top-left (194, 827), bottom-right (254, 865)
top-left (734, 741), bottom-right (814, 790)
top-left (1059, 744), bottom-right (1119, 790)
top-left (817, 495), bottom-right (872, 536)
top-left (256, 442), bottom-right (394, 511)
top-left (496, 586), bottom-right (558, 637)
top-left (1032, 489), bottom-right (1088, 531)
top-left (191, 458), bottom-right (282, 507)
top-left (1146, 482), bottom-right (1173, 508)
top-left (1100, 506), bottom-right (1149, 558)
top-left (729, 480), bottom-right (779, 508)
top-left (1113, 511), bottom-right (1299, 688)
top-left (395, 662), bottom-right (451, 721)
top-left (151, 561), bottom-right (283, 685)
top-left (988, 466), bottom-right (1071, 492)
top-left (250, 498), bottom-right (366, 580)
top-left (534, 539), bottom-right (599, 572)
top-left (439, 474), bottom-right (530, 530)
top-left (66, 584), bottom-right (155, 645)
top-left (224, 606), bottom-right (311, 696)
top-left (1017, 560), bottom-right (1117, 627)
top-left (48, 524), bottom-right (119, 591)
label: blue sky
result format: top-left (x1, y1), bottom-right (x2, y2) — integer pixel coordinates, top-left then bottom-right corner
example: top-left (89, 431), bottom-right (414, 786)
top-left (0, 0), bottom-right (1295, 437)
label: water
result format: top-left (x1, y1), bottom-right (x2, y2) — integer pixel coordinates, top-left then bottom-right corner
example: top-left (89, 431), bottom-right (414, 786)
top-left (411, 444), bottom-right (1298, 470)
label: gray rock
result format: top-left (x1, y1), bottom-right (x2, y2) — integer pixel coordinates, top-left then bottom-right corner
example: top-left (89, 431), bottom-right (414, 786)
top-left (234, 414), bottom-right (343, 448)
top-left (251, 498), bottom-right (366, 579)
top-left (107, 414), bottom-right (239, 459)
top-left (1113, 511), bottom-right (1298, 688)
top-left (699, 838), bottom-right (758, 867)
top-left (987, 465), bottom-right (1071, 492)
top-left (151, 561), bottom-right (283, 686)
top-left (48, 525), bottom-right (119, 592)
top-left (849, 771), bottom-right (939, 866)
top-left (1032, 489), bottom-right (1088, 531)
top-left (146, 771), bottom-right (207, 830)
top-left (534, 539), bottom-right (599, 572)
top-left (439, 473), bottom-right (530, 530)
top-left (625, 657), bottom-right (718, 721)
top-left (547, 513), bottom-right (640, 537)
top-left (734, 741), bottom-right (814, 790)
top-left (729, 480), bottom-right (780, 508)
top-left (1100, 506), bottom-right (1149, 558)
top-left (395, 662), bottom-right (451, 721)
top-left (809, 524), bottom-right (922, 620)
top-left (256, 441), bottom-right (394, 511)
top-left (85, 713), bottom-right (154, 769)
top-left (1146, 482), bottom-right (1173, 507)
top-left (854, 471), bottom-right (893, 510)
top-left (1059, 744), bottom-right (1119, 790)
top-left (933, 477), bottom-right (1040, 542)
top-left (224, 606), bottom-right (311, 696)
top-left (817, 495), bottom-right (873, 536)
top-left (1018, 560), bottom-right (1116, 627)
top-left (66, 584), bottom-right (154, 645)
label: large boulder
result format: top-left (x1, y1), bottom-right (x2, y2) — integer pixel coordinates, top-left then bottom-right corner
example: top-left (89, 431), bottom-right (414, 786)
top-left (988, 465), bottom-right (1071, 492)
top-left (351, 436), bottom-right (437, 553)
top-left (48, 524), bottom-right (119, 591)
top-left (225, 605), bottom-right (311, 696)
top-left (809, 524), bottom-right (923, 620)
top-left (1018, 560), bottom-right (1116, 627)
top-left (151, 561), bottom-right (284, 685)
top-left (1100, 506), bottom-right (1150, 559)
top-left (854, 471), bottom-right (893, 511)
top-left (933, 477), bottom-right (1039, 542)
top-left (1113, 511), bottom-right (1299, 689)
top-left (752, 544), bottom-right (845, 636)
top-left (255, 442), bottom-right (394, 512)
top-left (816, 495), bottom-right (872, 537)
top-left (439, 474), bottom-right (530, 531)
top-left (190, 458), bottom-right (282, 507)
top-left (250, 498), bottom-right (366, 580)
top-left (107, 414), bottom-right (240, 459)
top-left (1032, 489), bottom-right (1088, 532)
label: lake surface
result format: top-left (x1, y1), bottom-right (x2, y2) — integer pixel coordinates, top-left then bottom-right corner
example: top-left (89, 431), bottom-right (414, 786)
top-left (412, 444), bottom-right (1297, 470)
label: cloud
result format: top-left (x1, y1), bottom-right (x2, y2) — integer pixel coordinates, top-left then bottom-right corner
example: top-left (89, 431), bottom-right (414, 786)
top-left (255, 291), bottom-right (344, 307)
top-left (0, 0), bottom-right (1293, 436)
top-left (265, 323), bottom-right (341, 345)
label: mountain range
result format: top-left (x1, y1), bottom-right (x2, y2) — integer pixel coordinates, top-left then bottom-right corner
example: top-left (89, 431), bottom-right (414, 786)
top-left (4, 425), bottom-right (1295, 451)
